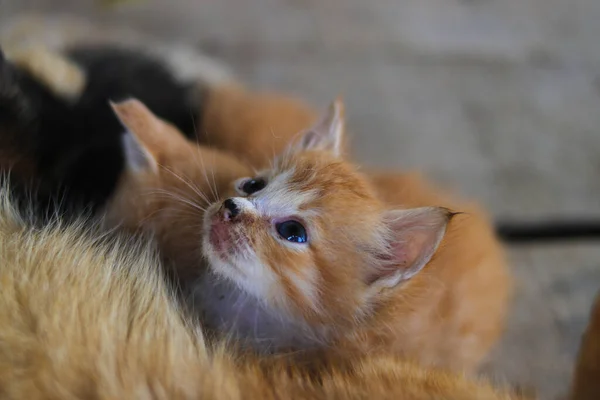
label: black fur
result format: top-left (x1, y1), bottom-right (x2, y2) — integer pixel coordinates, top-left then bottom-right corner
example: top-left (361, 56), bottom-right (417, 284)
top-left (0, 45), bottom-right (203, 219)
top-left (496, 219), bottom-right (600, 243)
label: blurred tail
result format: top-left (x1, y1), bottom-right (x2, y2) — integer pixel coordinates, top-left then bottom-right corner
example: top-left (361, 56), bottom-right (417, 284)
top-left (570, 292), bottom-right (600, 400)
top-left (496, 219), bottom-right (600, 243)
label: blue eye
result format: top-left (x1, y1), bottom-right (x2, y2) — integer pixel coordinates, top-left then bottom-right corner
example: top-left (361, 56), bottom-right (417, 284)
top-left (275, 220), bottom-right (308, 243)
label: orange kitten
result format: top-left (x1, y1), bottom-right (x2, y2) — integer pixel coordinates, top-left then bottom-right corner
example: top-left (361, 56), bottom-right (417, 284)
top-left (197, 100), bottom-right (509, 371)
top-left (108, 98), bottom-right (510, 372)
top-left (198, 85), bottom-right (510, 370)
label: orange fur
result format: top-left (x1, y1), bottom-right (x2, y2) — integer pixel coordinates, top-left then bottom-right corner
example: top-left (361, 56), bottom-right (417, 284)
top-left (107, 93), bottom-right (510, 373)
top-left (570, 292), bottom-right (600, 400)
top-left (357, 171), bottom-right (511, 370)
top-left (200, 85), bottom-right (320, 168)
top-left (199, 86), bottom-right (511, 371)
top-left (0, 185), bottom-right (530, 400)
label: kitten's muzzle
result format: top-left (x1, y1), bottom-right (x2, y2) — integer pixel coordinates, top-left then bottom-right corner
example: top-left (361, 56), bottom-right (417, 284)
top-left (223, 198), bottom-right (240, 220)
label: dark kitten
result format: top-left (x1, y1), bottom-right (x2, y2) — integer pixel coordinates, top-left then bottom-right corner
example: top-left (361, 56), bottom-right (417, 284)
top-left (0, 45), bottom-right (201, 218)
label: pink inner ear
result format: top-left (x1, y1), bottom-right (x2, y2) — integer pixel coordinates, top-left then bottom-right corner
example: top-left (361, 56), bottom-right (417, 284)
top-left (292, 99), bottom-right (344, 155)
top-left (300, 130), bottom-right (320, 149)
top-left (368, 207), bottom-right (452, 287)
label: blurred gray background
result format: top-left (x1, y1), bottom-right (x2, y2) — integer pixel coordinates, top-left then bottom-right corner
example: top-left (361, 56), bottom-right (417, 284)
top-left (2, 0), bottom-right (600, 398)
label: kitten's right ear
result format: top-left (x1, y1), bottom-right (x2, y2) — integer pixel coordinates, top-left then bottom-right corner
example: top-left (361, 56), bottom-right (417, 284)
top-left (111, 99), bottom-right (159, 174)
top-left (291, 98), bottom-right (345, 156)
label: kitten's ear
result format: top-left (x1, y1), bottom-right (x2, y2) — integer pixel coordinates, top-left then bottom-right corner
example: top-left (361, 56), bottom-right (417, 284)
top-left (121, 129), bottom-right (158, 173)
top-left (111, 99), bottom-right (163, 174)
top-left (368, 207), bottom-right (453, 291)
top-left (292, 98), bottom-right (345, 156)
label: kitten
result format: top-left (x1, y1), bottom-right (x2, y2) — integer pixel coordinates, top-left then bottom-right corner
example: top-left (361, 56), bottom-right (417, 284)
top-left (0, 185), bottom-right (530, 400)
top-left (108, 98), bottom-right (511, 372)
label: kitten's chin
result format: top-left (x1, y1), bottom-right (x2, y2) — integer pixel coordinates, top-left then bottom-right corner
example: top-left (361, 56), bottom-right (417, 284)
top-left (192, 275), bottom-right (323, 354)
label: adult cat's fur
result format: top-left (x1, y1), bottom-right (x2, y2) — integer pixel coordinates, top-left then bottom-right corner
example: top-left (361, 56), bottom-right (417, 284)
top-left (0, 185), bottom-right (530, 400)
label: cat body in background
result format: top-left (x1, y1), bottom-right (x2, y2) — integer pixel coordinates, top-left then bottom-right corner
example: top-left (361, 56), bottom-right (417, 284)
top-left (0, 186), bottom-right (530, 400)
top-left (110, 95), bottom-right (510, 372)
top-left (0, 44), bottom-right (202, 217)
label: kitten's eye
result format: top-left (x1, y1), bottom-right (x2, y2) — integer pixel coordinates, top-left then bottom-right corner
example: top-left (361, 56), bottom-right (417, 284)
top-left (241, 178), bottom-right (266, 195)
top-left (275, 220), bottom-right (308, 244)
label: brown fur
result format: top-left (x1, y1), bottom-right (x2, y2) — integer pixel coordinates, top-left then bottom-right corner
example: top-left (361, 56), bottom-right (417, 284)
top-left (570, 292), bottom-right (600, 400)
top-left (0, 185), bottom-right (529, 400)
top-left (106, 92), bottom-right (510, 373)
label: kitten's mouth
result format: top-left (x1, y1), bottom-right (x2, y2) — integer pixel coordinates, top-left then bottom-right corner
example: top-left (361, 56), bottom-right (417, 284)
top-left (209, 217), bottom-right (232, 254)
top-left (208, 214), bottom-right (247, 259)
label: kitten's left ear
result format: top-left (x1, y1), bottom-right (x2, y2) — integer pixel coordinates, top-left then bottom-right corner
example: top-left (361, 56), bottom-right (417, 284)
top-left (292, 98), bottom-right (345, 156)
top-left (111, 99), bottom-right (163, 174)
top-left (367, 207), bottom-right (454, 291)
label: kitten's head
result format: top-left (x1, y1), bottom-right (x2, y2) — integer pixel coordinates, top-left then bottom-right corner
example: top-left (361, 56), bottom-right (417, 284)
top-left (202, 100), bottom-right (453, 329)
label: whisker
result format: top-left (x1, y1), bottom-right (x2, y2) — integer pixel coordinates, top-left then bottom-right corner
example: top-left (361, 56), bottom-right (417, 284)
top-left (159, 165), bottom-right (212, 207)
top-left (146, 188), bottom-right (207, 213)
top-left (190, 105), bottom-right (200, 142)
top-left (190, 133), bottom-right (219, 203)
top-left (210, 150), bottom-right (219, 201)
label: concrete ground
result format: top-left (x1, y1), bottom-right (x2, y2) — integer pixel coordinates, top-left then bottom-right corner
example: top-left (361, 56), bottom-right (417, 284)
top-left (2, 1), bottom-right (600, 398)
